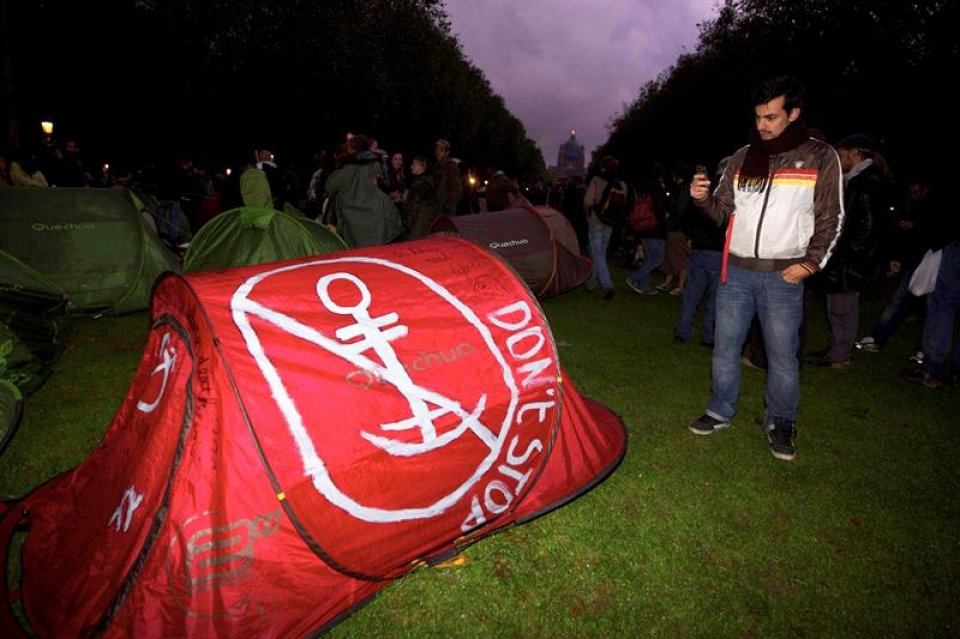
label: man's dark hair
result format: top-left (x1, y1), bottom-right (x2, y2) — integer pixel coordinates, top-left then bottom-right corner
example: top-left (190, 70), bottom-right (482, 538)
top-left (752, 76), bottom-right (806, 113)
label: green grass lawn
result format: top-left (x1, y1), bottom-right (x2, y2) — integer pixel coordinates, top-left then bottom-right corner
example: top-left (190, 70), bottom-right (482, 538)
top-left (2, 265), bottom-right (958, 636)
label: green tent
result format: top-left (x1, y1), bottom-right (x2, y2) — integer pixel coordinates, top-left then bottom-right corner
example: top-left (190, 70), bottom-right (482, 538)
top-left (0, 379), bottom-right (23, 456)
top-left (182, 206), bottom-right (348, 273)
top-left (0, 250), bottom-right (70, 453)
top-left (0, 187), bottom-right (181, 315)
top-left (0, 249), bottom-right (69, 395)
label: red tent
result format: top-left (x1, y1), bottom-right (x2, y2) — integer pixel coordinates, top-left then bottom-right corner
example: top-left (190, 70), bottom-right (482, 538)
top-left (430, 206), bottom-right (591, 298)
top-left (1, 237), bottom-right (626, 637)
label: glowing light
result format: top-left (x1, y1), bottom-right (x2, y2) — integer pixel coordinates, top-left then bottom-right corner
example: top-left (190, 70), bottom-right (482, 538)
top-left (41, 121), bottom-right (54, 135)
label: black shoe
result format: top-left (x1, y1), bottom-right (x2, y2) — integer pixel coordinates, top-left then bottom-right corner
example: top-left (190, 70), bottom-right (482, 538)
top-left (673, 335), bottom-right (687, 344)
top-left (810, 356), bottom-right (850, 370)
top-left (602, 288), bottom-right (615, 301)
top-left (764, 418), bottom-right (797, 460)
top-left (700, 340), bottom-right (714, 349)
top-left (901, 367), bottom-right (943, 389)
top-left (689, 414), bottom-right (730, 435)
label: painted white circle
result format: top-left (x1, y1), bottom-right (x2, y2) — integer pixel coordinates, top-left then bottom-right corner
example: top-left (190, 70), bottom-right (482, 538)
top-left (231, 256), bottom-right (521, 523)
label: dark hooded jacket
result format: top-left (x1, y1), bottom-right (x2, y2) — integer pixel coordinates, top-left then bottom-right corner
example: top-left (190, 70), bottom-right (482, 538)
top-left (819, 161), bottom-right (891, 292)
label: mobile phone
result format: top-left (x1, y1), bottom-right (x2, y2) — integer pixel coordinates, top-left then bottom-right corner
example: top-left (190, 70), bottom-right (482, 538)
top-left (694, 164), bottom-right (709, 177)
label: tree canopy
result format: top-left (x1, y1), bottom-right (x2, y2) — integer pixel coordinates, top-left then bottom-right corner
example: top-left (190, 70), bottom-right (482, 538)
top-left (596, 0), bottom-right (957, 185)
top-left (1, 0), bottom-right (547, 180)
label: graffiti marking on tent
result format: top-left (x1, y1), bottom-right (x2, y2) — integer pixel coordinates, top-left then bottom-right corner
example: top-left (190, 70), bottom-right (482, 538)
top-left (345, 341), bottom-right (476, 389)
top-left (136, 332), bottom-right (177, 413)
top-left (108, 485), bottom-right (144, 533)
top-left (167, 509), bottom-right (282, 618)
top-left (231, 256), bottom-right (540, 526)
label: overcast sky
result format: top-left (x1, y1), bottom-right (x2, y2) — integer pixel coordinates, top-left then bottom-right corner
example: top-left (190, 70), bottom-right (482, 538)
top-left (442, 0), bottom-right (719, 166)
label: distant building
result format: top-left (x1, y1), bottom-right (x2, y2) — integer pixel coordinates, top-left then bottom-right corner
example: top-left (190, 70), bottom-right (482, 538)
top-left (555, 130), bottom-right (585, 178)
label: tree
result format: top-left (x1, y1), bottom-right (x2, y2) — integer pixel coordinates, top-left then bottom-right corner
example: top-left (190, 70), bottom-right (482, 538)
top-left (1, 0), bottom-right (546, 179)
top-left (596, 0), bottom-right (958, 183)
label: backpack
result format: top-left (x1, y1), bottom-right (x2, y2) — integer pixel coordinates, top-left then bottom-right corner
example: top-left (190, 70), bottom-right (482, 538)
top-left (595, 178), bottom-right (630, 226)
top-left (629, 193), bottom-right (657, 232)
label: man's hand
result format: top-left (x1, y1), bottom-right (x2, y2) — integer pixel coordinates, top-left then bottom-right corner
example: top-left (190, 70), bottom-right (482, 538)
top-left (690, 174), bottom-right (711, 201)
top-left (781, 263), bottom-right (813, 285)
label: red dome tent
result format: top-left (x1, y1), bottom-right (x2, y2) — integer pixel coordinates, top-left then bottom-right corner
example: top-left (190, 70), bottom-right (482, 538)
top-left (430, 205), bottom-right (591, 298)
top-left (1, 237), bottom-right (626, 637)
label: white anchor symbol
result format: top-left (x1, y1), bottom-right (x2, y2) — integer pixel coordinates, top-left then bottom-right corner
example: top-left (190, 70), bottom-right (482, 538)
top-left (317, 272), bottom-right (491, 457)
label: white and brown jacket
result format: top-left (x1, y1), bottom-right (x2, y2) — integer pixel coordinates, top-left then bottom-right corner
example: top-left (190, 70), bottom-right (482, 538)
top-left (695, 137), bottom-right (845, 274)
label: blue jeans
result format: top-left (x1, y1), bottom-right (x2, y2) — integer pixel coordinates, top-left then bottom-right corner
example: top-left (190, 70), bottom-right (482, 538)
top-left (922, 241), bottom-right (960, 379)
top-left (706, 265), bottom-right (804, 424)
top-left (587, 222), bottom-right (614, 290)
top-left (870, 266), bottom-right (918, 346)
top-left (674, 249), bottom-right (721, 343)
top-left (627, 237), bottom-right (665, 289)
top-left (157, 200), bottom-right (182, 245)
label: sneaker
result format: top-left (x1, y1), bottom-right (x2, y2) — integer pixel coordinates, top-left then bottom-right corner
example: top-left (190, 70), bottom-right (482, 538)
top-left (909, 350), bottom-right (925, 365)
top-left (764, 418), bottom-right (797, 460)
top-left (901, 367), bottom-right (943, 389)
top-left (655, 283), bottom-right (673, 292)
top-left (854, 336), bottom-right (880, 353)
top-left (689, 414), bottom-right (730, 435)
top-left (669, 287), bottom-right (683, 296)
top-left (625, 279), bottom-right (657, 295)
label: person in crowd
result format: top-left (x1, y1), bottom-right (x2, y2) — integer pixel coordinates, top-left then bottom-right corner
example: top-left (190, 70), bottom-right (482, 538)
top-left (456, 160), bottom-right (480, 215)
top-left (687, 76), bottom-right (844, 461)
top-left (561, 175), bottom-right (588, 254)
top-left (673, 171), bottom-right (726, 347)
top-left (405, 154), bottom-right (440, 239)
top-left (9, 148), bottom-right (50, 187)
top-left (658, 163), bottom-right (694, 295)
top-left (43, 137), bottom-right (90, 187)
top-left (901, 178), bottom-right (956, 388)
top-left (383, 151), bottom-right (407, 210)
top-left (256, 148), bottom-right (283, 209)
top-left (807, 133), bottom-right (892, 368)
top-left (856, 174), bottom-right (937, 354)
top-left (547, 179), bottom-right (566, 210)
top-left (324, 134), bottom-right (404, 248)
top-left (369, 137), bottom-right (390, 182)
top-left (740, 129), bottom-right (828, 371)
top-left (305, 150), bottom-right (330, 219)
top-left (434, 139), bottom-right (462, 216)
top-left (485, 170), bottom-right (519, 212)
top-left (625, 163), bottom-right (670, 295)
top-left (0, 148), bottom-right (11, 186)
top-left (583, 155), bottom-right (624, 300)
top-left (239, 156), bottom-right (275, 209)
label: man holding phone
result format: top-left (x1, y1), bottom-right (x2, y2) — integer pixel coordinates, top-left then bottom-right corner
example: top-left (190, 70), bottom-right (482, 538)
top-left (687, 76), bottom-right (844, 460)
